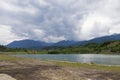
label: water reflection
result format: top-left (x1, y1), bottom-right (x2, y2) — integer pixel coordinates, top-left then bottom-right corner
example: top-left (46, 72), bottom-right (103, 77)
top-left (15, 54), bottom-right (120, 66)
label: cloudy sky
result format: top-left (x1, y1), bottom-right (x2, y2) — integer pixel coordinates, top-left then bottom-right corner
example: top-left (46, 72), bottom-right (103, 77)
top-left (0, 0), bottom-right (120, 45)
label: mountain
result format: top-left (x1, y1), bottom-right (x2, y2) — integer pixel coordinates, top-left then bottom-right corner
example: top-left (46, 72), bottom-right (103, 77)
top-left (53, 34), bottom-right (120, 47)
top-left (7, 39), bottom-right (53, 49)
top-left (76, 34), bottom-right (120, 46)
top-left (52, 40), bottom-right (78, 47)
top-left (88, 34), bottom-right (120, 43)
top-left (47, 40), bottom-right (120, 54)
top-left (7, 34), bottom-right (120, 49)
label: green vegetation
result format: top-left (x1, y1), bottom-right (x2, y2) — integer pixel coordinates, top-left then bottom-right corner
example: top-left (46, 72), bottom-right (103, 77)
top-left (54, 61), bottom-right (120, 72)
top-left (37, 60), bottom-right (120, 72)
top-left (0, 40), bottom-right (120, 54)
top-left (0, 54), bottom-right (24, 62)
top-left (40, 40), bottom-right (120, 54)
top-left (0, 45), bottom-right (28, 52)
top-left (1, 54), bottom-right (120, 72)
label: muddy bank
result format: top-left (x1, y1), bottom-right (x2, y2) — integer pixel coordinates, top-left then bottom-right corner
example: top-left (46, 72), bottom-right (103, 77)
top-left (0, 58), bottom-right (120, 80)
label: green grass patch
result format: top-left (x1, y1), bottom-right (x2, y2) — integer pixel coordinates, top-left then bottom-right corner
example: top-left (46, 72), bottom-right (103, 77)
top-left (47, 61), bottom-right (120, 72)
top-left (0, 54), bottom-right (120, 73)
top-left (0, 54), bottom-right (25, 62)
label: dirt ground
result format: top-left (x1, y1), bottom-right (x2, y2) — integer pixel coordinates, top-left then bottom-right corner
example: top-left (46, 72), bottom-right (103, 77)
top-left (0, 59), bottom-right (120, 80)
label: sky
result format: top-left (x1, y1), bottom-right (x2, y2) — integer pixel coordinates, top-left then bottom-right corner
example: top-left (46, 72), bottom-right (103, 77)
top-left (0, 0), bottom-right (120, 45)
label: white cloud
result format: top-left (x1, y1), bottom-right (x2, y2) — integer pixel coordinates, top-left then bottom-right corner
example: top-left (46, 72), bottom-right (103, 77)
top-left (0, 0), bottom-right (120, 44)
top-left (75, 0), bottom-right (120, 40)
top-left (76, 12), bottom-right (112, 40)
top-left (109, 24), bottom-right (120, 34)
top-left (0, 0), bottom-right (38, 15)
top-left (0, 25), bottom-right (25, 45)
top-left (43, 36), bottom-right (66, 42)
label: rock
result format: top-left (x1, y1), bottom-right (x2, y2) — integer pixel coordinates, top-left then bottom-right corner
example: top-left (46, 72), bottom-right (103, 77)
top-left (0, 74), bottom-right (16, 80)
top-left (87, 79), bottom-right (92, 80)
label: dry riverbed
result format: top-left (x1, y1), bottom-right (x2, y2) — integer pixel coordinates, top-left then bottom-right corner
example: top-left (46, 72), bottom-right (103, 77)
top-left (0, 55), bottom-right (120, 80)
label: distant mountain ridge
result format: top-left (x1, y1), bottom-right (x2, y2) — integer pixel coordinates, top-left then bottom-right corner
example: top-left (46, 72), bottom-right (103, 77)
top-left (87, 34), bottom-right (120, 43)
top-left (75, 34), bottom-right (120, 46)
top-left (7, 39), bottom-right (53, 49)
top-left (53, 40), bottom-right (78, 47)
top-left (7, 34), bottom-right (120, 49)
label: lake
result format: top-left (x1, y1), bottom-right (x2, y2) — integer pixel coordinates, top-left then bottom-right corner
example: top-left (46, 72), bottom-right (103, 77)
top-left (14, 54), bottom-right (120, 66)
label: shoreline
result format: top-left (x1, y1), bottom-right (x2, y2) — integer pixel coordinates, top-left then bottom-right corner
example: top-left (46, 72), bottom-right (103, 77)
top-left (12, 53), bottom-right (120, 67)
top-left (37, 59), bottom-right (120, 67)
top-left (0, 54), bottom-right (120, 80)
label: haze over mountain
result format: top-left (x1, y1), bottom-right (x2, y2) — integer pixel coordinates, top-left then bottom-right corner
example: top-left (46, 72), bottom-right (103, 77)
top-left (7, 34), bottom-right (120, 49)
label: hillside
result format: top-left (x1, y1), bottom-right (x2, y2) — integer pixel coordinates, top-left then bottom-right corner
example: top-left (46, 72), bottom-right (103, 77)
top-left (0, 40), bottom-right (120, 54)
top-left (46, 40), bottom-right (120, 54)
top-left (0, 45), bottom-right (28, 52)
top-left (53, 40), bottom-right (78, 47)
top-left (83, 40), bottom-right (120, 53)
top-left (3, 34), bottom-right (120, 54)
top-left (75, 34), bottom-right (120, 46)
top-left (7, 34), bottom-right (120, 49)
top-left (7, 39), bottom-right (53, 49)
top-left (0, 45), bottom-right (7, 52)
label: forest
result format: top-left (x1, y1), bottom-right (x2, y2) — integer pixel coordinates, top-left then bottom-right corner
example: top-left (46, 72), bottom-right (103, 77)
top-left (0, 40), bottom-right (120, 54)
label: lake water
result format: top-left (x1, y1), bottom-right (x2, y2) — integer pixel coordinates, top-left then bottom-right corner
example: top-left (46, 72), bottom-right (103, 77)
top-left (14, 54), bottom-right (120, 66)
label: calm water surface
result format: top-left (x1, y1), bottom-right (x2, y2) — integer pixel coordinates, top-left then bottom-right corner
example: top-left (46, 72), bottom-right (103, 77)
top-left (15, 54), bottom-right (120, 66)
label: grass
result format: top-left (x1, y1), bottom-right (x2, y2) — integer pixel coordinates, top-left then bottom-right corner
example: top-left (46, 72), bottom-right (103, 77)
top-left (4, 52), bottom-right (29, 54)
top-left (0, 54), bottom-right (120, 73)
top-left (46, 60), bottom-right (120, 72)
top-left (0, 54), bottom-right (25, 62)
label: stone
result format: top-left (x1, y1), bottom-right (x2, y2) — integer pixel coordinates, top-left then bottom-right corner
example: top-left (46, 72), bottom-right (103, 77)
top-left (0, 74), bottom-right (16, 80)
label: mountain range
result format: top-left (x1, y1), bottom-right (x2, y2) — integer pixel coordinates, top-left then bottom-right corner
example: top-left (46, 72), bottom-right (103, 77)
top-left (7, 40), bottom-right (53, 49)
top-left (7, 34), bottom-right (120, 49)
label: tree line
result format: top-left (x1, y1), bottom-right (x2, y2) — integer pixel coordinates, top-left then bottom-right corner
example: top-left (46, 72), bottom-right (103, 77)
top-left (0, 40), bottom-right (120, 54)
